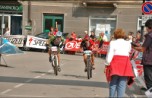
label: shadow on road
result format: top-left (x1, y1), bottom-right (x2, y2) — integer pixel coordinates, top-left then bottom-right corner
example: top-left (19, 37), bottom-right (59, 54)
top-left (0, 64), bottom-right (14, 68)
top-left (0, 76), bottom-right (108, 88)
top-left (62, 74), bottom-right (87, 79)
top-left (31, 71), bottom-right (55, 75)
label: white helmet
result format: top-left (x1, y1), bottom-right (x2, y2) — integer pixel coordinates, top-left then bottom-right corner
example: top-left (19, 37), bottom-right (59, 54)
top-left (56, 31), bottom-right (62, 37)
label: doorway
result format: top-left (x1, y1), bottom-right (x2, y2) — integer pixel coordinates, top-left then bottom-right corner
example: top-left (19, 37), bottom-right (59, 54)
top-left (43, 14), bottom-right (64, 32)
top-left (11, 16), bottom-right (22, 35)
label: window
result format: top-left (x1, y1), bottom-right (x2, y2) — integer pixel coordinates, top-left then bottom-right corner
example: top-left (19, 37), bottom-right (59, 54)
top-left (0, 15), bottom-right (10, 35)
top-left (89, 16), bottom-right (117, 41)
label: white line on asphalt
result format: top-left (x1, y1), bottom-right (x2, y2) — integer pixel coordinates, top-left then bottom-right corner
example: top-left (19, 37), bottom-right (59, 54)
top-left (48, 70), bottom-right (53, 72)
top-left (1, 89), bottom-right (12, 94)
top-left (14, 83), bottom-right (24, 88)
top-left (41, 73), bottom-right (45, 76)
top-left (34, 76), bottom-right (41, 78)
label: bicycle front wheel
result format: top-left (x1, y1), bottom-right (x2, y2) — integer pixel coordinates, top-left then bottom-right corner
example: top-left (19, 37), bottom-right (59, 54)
top-left (86, 56), bottom-right (92, 79)
top-left (53, 55), bottom-right (58, 76)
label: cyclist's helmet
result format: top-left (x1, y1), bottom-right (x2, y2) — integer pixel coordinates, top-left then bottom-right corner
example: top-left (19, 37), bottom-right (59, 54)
top-left (56, 31), bottom-right (62, 37)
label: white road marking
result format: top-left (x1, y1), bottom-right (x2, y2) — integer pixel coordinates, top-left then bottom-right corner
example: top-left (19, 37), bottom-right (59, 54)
top-left (34, 76), bottom-right (41, 78)
top-left (1, 89), bottom-right (12, 94)
top-left (48, 70), bottom-right (53, 72)
top-left (14, 83), bottom-right (24, 88)
top-left (41, 74), bottom-right (45, 76)
top-left (0, 62), bottom-right (65, 95)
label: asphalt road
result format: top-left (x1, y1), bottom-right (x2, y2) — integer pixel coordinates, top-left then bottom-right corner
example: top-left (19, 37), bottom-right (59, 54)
top-left (0, 51), bottom-right (146, 97)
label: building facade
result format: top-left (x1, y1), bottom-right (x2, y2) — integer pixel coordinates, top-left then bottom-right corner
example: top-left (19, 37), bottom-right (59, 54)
top-left (0, 0), bottom-right (22, 35)
top-left (20, 0), bottom-right (142, 40)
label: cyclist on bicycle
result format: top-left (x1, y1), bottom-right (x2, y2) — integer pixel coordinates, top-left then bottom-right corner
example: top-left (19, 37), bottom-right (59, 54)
top-left (48, 31), bottom-right (65, 70)
top-left (80, 35), bottom-right (96, 72)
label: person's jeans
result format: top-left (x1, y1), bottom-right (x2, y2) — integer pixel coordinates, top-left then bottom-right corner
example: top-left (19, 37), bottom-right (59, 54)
top-left (109, 75), bottom-right (127, 97)
top-left (143, 65), bottom-right (152, 89)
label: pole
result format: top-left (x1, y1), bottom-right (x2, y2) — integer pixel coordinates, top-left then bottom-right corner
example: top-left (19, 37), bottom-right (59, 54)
top-left (0, 13), bottom-right (4, 65)
top-left (141, 0), bottom-right (146, 42)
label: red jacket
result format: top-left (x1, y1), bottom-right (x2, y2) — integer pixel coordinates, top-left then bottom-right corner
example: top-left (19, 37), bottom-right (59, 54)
top-left (106, 55), bottom-right (134, 86)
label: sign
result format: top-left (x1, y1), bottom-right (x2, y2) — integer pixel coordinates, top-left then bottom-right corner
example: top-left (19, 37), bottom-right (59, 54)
top-left (4, 35), bottom-right (25, 47)
top-left (142, 15), bottom-right (152, 26)
top-left (95, 24), bottom-right (105, 36)
top-left (25, 25), bottom-right (32, 30)
top-left (142, 2), bottom-right (152, 14)
top-left (64, 40), bottom-right (81, 51)
top-left (26, 35), bottom-right (47, 49)
top-left (0, 5), bottom-right (22, 11)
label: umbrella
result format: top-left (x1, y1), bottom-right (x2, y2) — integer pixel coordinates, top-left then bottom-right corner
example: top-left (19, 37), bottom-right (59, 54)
top-left (0, 38), bottom-right (24, 54)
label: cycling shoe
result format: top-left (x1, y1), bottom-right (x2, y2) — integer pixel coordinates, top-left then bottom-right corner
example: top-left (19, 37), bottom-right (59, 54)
top-left (58, 66), bottom-right (61, 72)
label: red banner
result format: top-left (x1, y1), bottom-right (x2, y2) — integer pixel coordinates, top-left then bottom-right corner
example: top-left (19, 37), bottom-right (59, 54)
top-left (98, 42), bottom-right (110, 54)
top-left (64, 39), bottom-right (82, 51)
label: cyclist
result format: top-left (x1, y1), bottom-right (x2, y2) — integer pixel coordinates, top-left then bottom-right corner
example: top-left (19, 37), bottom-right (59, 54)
top-left (48, 31), bottom-right (65, 70)
top-left (80, 35), bottom-right (96, 72)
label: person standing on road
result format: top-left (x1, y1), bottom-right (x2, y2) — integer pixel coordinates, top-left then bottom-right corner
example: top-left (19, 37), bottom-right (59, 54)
top-left (104, 28), bottom-right (134, 97)
top-left (133, 19), bottom-right (152, 90)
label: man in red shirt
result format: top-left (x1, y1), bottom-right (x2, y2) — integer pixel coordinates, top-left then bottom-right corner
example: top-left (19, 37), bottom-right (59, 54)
top-left (53, 28), bottom-right (58, 36)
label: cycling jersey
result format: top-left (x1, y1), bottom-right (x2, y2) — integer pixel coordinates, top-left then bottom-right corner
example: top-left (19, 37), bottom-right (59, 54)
top-left (80, 39), bottom-right (95, 51)
top-left (49, 36), bottom-right (64, 47)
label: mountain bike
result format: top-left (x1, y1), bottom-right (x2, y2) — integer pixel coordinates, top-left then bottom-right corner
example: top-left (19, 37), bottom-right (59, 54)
top-left (50, 46), bottom-right (60, 75)
top-left (84, 50), bottom-right (93, 79)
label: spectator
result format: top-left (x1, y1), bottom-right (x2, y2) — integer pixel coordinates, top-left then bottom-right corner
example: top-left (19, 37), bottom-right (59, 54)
top-left (133, 19), bottom-right (152, 90)
top-left (90, 31), bottom-right (96, 39)
top-left (70, 32), bottom-right (77, 40)
top-left (128, 31), bottom-right (134, 42)
top-left (98, 32), bottom-right (108, 48)
top-left (105, 28), bottom-right (134, 97)
top-left (3, 27), bottom-right (10, 36)
top-left (53, 28), bottom-right (58, 36)
top-left (84, 31), bottom-right (89, 40)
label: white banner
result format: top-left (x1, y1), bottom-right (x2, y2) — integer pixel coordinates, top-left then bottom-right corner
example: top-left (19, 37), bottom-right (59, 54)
top-left (142, 15), bottom-right (152, 26)
top-left (26, 35), bottom-right (47, 49)
top-left (4, 35), bottom-right (25, 47)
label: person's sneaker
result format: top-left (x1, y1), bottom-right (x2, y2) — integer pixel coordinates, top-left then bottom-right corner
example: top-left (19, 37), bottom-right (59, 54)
top-left (49, 56), bottom-right (52, 62)
top-left (84, 67), bottom-right (87, 72)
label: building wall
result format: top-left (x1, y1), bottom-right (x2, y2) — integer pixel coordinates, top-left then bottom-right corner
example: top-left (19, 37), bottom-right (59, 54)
top-left (22, 1), bottom-right (142, 36)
